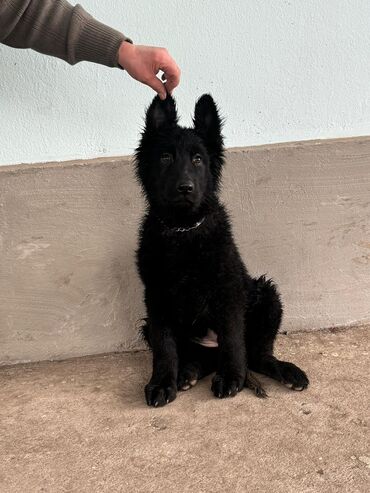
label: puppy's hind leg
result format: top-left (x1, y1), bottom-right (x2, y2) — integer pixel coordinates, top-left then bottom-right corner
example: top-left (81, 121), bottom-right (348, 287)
top-left (245, 276), bottom-right (309, 391)
top-left (177, 341), bottom-right (218, 391)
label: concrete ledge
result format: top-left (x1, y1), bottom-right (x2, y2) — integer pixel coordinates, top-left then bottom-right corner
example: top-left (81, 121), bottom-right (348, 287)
top-left (1, 137), bottom-right (370, 364)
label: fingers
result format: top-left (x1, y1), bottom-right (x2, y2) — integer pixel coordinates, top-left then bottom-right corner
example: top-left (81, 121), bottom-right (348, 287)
top-left (117, 42), bottom-right (181, 98)
top-left (145, 75), bottom-right (167, 100)
top-left (165, 75), bottom-right (179, 94)
top-left (163, 70), bottom-right (180, 94)
top-left (152, 47), bottom-right (180, 95)
top-left (145, 54), bottom-right (180, 100)
top-left (160, 60), bottom-right (181, 94)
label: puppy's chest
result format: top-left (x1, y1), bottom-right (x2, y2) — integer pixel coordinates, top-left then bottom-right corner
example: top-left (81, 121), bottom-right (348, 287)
top-left (162, 246), bottom-right (215, 290)
top-left (159, 246), bottom-right (215, 321)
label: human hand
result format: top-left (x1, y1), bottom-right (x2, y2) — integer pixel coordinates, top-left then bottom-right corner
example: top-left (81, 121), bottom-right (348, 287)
top-left (118, 42), bottom-right (181, 100)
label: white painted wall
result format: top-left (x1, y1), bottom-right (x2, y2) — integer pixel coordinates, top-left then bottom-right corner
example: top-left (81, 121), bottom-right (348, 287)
top-left (1, 0), bottom-right (370, 166)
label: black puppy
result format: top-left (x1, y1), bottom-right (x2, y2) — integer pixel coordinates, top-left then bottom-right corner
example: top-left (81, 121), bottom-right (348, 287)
top-left (135, 94), bottom-right (309, 407)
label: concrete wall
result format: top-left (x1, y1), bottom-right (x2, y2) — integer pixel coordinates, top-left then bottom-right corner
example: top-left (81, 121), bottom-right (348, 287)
top-left (1, 0), bottom-right (370, 166)
top-left (1, 138), bottom-right (370, 365)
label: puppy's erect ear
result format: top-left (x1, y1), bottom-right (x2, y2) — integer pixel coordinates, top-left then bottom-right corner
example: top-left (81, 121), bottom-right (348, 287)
top-left (145, 94), bottom-right (178, 131)
top-left (193, 94), bottom-right (224, 189)
top-left (193, 94), bottom-right (223, 146)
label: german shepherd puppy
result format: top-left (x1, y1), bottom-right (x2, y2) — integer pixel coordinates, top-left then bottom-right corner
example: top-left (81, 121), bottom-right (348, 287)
top-left (135, 94), bottom-right (309, 407)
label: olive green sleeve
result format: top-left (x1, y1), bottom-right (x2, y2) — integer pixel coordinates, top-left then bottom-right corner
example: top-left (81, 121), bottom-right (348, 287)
top-left (0, 0), bottom-right (132, 67)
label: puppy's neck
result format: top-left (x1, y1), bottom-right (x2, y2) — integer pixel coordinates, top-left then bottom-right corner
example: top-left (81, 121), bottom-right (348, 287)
top-left (150, 196), bottom-right (219, 233)
top-left (156, 215), bottom-right (206, 234)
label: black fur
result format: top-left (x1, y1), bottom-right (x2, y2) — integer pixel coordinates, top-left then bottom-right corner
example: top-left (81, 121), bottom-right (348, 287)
top-left (135, 94), bottom-right (309, 407)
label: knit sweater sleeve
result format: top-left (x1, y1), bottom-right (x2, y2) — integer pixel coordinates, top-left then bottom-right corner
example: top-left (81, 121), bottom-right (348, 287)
top-left (0, 0), bottom-right (132, 67)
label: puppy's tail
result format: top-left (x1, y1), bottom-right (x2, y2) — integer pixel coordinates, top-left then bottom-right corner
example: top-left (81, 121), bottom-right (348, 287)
top-left (244, 370), bottom-right (268, 398)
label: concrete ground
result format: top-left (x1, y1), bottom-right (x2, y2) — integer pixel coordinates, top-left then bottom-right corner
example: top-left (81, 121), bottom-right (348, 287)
top-left (1, 327), bottom-right (369, 493)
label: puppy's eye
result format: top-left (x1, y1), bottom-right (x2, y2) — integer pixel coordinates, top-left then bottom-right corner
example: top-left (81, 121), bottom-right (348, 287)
top-left (160, 153), bottom-right (173, 165)
top-left (192, 154), bottom-right (202, 166)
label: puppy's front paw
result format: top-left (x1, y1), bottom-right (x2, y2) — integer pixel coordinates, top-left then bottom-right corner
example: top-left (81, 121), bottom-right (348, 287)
top-left (211, 373), bottom-right (244, 398)
top-left (145, 382), bottom-right (177, 407)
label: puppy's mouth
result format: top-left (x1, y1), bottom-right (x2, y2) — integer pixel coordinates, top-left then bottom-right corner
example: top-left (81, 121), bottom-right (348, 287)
top-left (159, 193), bottom-right (200, 212)
top-left (172, 195), bottom-right (196, 207)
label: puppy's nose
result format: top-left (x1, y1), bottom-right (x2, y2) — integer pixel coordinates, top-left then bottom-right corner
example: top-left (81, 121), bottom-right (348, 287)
top-left (177, 182), bottom-right (194, 194)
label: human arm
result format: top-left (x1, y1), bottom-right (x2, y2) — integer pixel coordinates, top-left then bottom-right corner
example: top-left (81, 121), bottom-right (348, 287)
top-left (0, 0), bottom-right (128, 67)
top-left (0, 0), bottom-right (180, 97)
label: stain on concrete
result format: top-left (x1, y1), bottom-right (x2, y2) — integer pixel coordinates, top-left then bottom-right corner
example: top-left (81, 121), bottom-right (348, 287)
top-left (357, 240), bottom-right (370, 249)
top-left (255, 175), bottom-right (272, 186)
top-left (352, 255), bottom-right (370, 265)
top-left (15, 240), bottom-right (50, 260)
top-left (56, 273), bottom-right (73, 287)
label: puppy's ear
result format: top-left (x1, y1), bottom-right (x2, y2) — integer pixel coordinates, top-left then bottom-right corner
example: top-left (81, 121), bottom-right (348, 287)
top-left (194, 94), bottom-right (224, 189)
top-left (193, 94), bottom-right (223, 146)
top-left (145, 94), bottom-right (178, 131)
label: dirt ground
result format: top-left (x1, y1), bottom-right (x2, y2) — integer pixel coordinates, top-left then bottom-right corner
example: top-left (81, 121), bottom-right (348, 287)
top-left (1, 327), bottom-right (369, 493)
